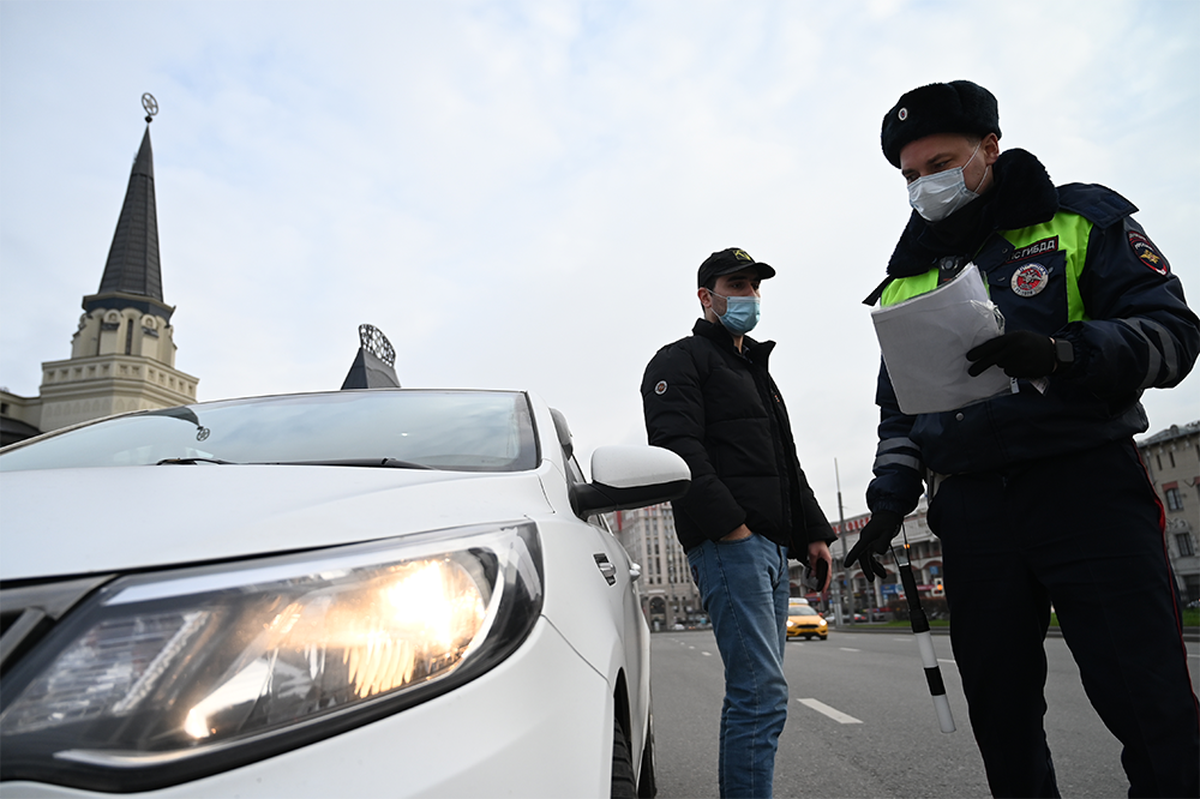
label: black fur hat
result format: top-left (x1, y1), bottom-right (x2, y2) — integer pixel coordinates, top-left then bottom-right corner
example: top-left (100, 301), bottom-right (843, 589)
top-left (881, 80), bottom-right (1001, 168)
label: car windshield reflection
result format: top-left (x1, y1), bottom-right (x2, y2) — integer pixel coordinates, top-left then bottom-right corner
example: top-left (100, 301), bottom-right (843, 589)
top-left (0, 390), bottom-right (538, 473)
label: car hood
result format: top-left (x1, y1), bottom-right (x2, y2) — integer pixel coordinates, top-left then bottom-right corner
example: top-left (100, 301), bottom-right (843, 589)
top-left (0, 464), bottom-right (556, 581)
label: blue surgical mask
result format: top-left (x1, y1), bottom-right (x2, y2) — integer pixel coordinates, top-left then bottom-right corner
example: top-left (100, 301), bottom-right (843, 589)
top-left (712, 292), bottom-right (760, 335)
top-left (907, 142), bottom-right (988, 222)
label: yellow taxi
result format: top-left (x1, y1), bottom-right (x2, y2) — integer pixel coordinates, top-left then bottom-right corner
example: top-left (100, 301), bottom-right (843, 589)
top-left (786, 598), bottom-right (828, 641)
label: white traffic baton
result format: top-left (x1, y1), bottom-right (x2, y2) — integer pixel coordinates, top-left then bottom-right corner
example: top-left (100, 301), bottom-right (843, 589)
top-left (893, 543), bottom-right (956, 733)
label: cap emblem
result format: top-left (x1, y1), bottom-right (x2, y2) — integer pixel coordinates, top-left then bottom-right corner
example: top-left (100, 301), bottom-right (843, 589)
top-left (654, 380), bottom-right (668, 395)
top-left (733, 249), bottom-right (752, 262)
top-left (898, 107), bottom-right (908, 121)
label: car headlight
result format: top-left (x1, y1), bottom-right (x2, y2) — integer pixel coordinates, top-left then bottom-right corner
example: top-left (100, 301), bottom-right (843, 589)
top-left (0, 522), bottom-right (542, 792)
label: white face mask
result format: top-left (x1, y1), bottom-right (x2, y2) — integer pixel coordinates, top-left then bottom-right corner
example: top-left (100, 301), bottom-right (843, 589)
top-left (907, 142), bottom-right (988, 222)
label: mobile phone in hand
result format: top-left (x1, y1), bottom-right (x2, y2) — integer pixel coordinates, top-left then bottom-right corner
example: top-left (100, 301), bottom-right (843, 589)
top-left (803, 558), bottom-right (829, 592)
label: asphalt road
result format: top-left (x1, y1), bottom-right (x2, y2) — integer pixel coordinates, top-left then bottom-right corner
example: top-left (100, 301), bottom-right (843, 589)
top-left (650, 628), bottom-right (1200, 798)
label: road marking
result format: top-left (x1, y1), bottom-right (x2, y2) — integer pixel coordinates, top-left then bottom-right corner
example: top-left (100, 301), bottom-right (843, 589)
top-left (688, 646), bottom-right (696, 650)
top-left (839, 647), bottom-right (860, 653)
top-left (797, 698), bottom-right (863, 724)
top-left (701, 651), bottom-right (712, 657)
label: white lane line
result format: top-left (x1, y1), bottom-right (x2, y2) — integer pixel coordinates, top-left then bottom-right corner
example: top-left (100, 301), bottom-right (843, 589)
top-left (701, 651), bottom-right (712, 657)
top-left (839, 647), bottom-right (860, 653)
top-left (688, 646), bottom-right (696, 650)
top-left (797, 698), bottom-right (863, 724)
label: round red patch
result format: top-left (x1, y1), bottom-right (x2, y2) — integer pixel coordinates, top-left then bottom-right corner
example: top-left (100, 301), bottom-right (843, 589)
top-left (1011, 263), bottom-right (1049, 297)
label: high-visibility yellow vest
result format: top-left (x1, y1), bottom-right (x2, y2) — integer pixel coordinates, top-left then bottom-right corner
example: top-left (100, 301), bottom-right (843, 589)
top-left (879, 211), bottom-right (1094, 324)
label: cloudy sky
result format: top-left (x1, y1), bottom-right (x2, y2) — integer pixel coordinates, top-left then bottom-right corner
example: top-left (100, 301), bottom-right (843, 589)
top-left (2, 0), bottom-right (1197, 518)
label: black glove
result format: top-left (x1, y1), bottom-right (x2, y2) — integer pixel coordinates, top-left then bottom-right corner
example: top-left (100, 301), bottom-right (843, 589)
top-left (844, 510), bottom-right (902, 582)
top-left (966, 331), bottom-right (1055, 378)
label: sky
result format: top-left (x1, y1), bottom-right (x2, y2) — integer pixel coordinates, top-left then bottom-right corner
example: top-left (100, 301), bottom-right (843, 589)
top-left (1, 0), bottom-right (1197, 520)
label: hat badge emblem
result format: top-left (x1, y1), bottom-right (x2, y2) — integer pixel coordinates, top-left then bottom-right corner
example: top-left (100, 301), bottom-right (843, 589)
top-left (898, 107), bottom-right (908, 121)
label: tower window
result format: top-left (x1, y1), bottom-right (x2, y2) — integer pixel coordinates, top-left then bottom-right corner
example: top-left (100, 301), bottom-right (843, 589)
top-left (1165, 486), bottom-right (1183, 511)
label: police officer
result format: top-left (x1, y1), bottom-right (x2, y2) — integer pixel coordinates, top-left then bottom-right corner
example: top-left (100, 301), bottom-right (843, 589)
top-left (848, 80), bottom-right (1200, 798)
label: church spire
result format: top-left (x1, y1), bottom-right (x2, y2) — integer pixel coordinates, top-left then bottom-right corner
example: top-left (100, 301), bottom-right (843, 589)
top-left (84, 94), bottom-right (172, 321)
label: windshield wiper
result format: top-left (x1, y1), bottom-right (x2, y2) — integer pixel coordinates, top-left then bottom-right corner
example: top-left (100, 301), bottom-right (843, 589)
top-left (156, 457), bottom-right (237, 466)
top-left (264, 458), bottom-right (437, 470)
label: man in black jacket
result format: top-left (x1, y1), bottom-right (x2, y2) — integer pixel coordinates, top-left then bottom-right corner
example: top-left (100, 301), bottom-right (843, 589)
top-left (642, 247), bottom-right (835, 799)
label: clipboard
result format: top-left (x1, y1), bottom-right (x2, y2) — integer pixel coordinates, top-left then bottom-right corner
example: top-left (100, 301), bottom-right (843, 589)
top-left (871, 264), bottom-right (1012, 415)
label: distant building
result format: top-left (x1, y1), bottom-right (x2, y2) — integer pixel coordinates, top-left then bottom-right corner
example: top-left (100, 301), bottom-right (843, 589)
top-left (1, 110), bottom-right (199, 445)
top-left (831, 423), bottom-right (1200, 613)
top-left (610, 504), bottom-right (703, 630)
top-left (1137, 421), bottom-right (1199, 604)
top-left (830, 498), bottom-right (945, 619)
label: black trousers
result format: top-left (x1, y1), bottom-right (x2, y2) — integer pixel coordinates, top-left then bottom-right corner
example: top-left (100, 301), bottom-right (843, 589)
top-left (928, 439), bottom-right (1199, 798)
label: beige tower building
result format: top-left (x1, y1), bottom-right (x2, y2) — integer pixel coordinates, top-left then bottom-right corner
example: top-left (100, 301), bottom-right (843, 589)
top-left (1, 110), bottom-right (198, 444)
top-left (1138, 421), bottom-right (1200, 604)
top-left (610, 503), bottom-right (704, 631)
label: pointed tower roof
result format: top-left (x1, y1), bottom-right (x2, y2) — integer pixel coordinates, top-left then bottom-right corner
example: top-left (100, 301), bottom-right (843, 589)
top-left (83, 124), bottom-right (174, 321)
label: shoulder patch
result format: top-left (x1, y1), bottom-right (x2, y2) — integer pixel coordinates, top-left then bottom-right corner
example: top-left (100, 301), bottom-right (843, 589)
top-left (1128, 230), bottom-right (1169, 276)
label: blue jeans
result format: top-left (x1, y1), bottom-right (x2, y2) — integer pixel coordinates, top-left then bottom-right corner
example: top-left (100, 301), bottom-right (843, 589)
top-left (688, 534), bottom-right (790, 799)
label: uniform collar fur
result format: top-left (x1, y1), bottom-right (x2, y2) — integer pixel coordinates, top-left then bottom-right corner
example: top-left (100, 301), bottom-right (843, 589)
top-left (885, 148), bottom-right (1059, 278)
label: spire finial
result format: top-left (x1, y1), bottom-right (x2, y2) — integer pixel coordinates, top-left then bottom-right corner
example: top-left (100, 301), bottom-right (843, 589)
top-left (141, 92), bottom-right (158, 124)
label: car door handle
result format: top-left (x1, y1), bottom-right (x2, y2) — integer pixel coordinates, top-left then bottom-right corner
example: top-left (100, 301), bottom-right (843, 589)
top-left (629, 562), bottom-right (642, 582)
top-left (594, 554), bottom-right (617, 585)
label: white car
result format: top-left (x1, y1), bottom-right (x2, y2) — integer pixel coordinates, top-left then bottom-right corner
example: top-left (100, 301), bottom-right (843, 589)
top-left (0, 389), bottom-right (688, 798)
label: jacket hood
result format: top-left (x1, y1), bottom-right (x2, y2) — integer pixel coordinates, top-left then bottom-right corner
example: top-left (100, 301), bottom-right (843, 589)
top-left (692, 318), bottom-right (776, 365)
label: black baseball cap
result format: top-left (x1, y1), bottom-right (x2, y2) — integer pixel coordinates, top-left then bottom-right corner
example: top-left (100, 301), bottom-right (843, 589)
top-left (697, 248), bottom-right (776, 287)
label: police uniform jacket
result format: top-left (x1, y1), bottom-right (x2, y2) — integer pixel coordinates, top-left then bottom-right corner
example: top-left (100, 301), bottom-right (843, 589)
top-left (642, 318), bottom-right (834, 553)
top-left (866, 148), bottom-right (1200, 516)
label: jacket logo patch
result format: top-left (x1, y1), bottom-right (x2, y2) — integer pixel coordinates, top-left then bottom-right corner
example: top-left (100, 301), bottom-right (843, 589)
top-left (1007, 236), bottom-right (1058, 263)
top-left (1011, 263), bottom-right (1049, 297)
top-left (654, 380), bottom-right (668, 395)
top-left (1128, 231), bottom-right (1169, 276)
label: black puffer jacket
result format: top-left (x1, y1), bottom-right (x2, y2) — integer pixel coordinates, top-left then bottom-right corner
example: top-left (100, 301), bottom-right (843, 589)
top-left (641, 319), bottom-right (834, 554)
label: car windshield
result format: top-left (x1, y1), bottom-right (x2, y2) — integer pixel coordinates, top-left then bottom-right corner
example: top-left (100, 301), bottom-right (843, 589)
top-left (791, 606), bottom-right (819, 617)
top-left (0, 390), bottom-right (538, 473)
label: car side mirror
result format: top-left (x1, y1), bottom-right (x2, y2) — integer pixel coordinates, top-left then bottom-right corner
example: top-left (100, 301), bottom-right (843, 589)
top-left (570, 445), bottom-right (690, 518)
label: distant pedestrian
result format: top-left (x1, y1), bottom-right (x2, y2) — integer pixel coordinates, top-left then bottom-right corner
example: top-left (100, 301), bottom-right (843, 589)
top-left (642, 247), bottom-right (835, 798)
top-left (850, 80), bottom-right (1200, 797)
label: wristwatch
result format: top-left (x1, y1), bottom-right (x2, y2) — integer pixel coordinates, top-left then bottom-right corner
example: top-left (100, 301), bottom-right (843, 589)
top-left (1051, 337), bottom-right (1074, 371)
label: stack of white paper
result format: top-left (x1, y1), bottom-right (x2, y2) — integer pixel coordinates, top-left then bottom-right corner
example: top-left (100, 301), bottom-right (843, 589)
top-left (871, 263), bottom-right (1012, 415)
